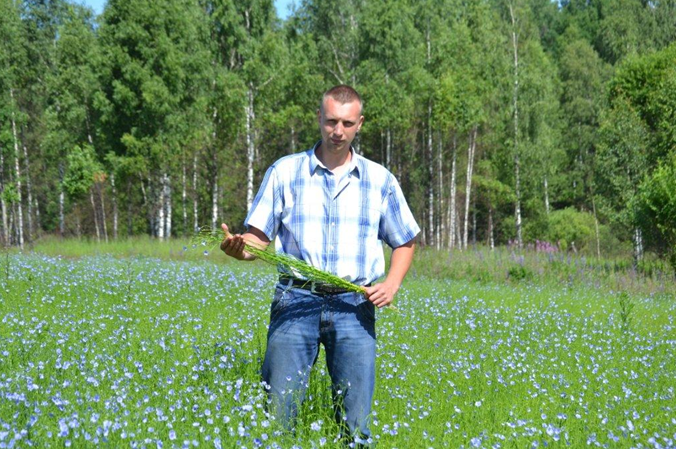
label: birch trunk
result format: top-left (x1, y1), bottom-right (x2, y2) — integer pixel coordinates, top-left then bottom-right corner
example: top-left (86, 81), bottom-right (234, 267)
top-left (10, 89), bottom-right (23, 249)
top-left (193, 154), bottom-right (198, 233)
top-left (111, 173), bottom-right (118, 240)
top-left (246, 85), bottom-right (256, 212)
top-left (427, 107), bottom-right (434, 248)
top-left (211, 175), bottom-right (218, 231)
top-left (0, 142), bottom-right (8, 245)
top-left (633, 227), bottom-right (643, 266)
top-left (437, 134), bottom-right (444, 250)
top-left (59, 189), bottom-right (65, 237)
top-left (165, 173), bottom-right (172, 239)
top-left (449, 135), bottom-right (458, 249)
top-left (0, 196), bottom-right (6, 246)
top-left (509, 3), bottom-right (523, 249)
top-left (462, 127), bottom-right (477, 250)
top-left (22, 144), bottom-right (32, 242)
top-left (488, 207), bottom-right (495, 250)
top-left (182, 159), bottom-right (187, 236)
top-left (157, 176), bottom-right (165, 240)
top-left (90, 189), bottom-right (100, 242)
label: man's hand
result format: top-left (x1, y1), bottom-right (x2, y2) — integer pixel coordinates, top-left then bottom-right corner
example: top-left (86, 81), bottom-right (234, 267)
top-left (220, 224), bottom-right (253, 261)
top-left (363, 239), bottom-right (416, 308)
top-left (219, 224), bottom-right (270, 261)
top-left (364, 281), bottom-right (399, 309)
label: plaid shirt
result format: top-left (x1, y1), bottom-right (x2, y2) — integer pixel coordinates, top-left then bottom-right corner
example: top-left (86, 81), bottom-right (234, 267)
top-left (245, 142), bottom-right (420, 286)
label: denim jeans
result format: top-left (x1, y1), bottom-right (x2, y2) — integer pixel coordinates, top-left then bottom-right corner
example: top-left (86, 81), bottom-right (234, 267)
top-left (262, 281), bottom-right (376, 443)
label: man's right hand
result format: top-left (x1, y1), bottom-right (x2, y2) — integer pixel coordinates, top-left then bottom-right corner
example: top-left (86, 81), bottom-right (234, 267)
top-left (220, 224), bottom-right (271, 261)
top-left (220, 223), bottom-right (252, 261)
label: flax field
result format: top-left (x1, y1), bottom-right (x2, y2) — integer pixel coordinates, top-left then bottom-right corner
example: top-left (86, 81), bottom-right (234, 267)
top-left (0, 243), bottom-right (675, 448)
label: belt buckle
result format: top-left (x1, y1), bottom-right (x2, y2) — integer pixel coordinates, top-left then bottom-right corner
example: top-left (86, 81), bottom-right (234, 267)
top-left (310, 281), bottom-right (320, 295)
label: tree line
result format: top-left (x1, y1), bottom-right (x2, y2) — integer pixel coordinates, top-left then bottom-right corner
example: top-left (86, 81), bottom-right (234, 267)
top-left (1, 0), bottom-right (675, 267)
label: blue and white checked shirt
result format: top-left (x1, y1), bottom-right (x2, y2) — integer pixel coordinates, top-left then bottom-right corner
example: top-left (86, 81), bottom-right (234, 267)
top-left (245, 142), bottom-right (420, 286)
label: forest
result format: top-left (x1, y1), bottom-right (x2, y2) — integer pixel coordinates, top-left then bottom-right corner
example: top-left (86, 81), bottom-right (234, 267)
top-left (1, 0), bottom-right (675, 267)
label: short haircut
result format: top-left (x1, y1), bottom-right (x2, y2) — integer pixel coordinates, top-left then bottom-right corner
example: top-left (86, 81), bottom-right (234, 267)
top-left (321, 85), bottom-right (363, 114)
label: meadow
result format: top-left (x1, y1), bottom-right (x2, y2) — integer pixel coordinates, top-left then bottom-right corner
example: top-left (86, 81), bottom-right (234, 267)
top-left (0, 239), bottom-right (675, 448)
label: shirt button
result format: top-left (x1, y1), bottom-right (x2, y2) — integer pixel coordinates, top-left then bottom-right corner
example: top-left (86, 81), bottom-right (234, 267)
top-left (331, 222), bottom-right (335, 226)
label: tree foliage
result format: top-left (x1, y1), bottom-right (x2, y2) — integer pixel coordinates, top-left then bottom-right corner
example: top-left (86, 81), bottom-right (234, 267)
top-left (0, 0), bottom-right (674, 264)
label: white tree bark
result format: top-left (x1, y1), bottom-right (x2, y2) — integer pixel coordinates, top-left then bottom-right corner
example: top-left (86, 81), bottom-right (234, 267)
top-left (165, 173), bottom-right (172, 239)
top-left (22, 144), bottom-right (32, 242)
top-left (633, 227), bottom-right (643, 265)
top-left (0, 142), bottom-right (8, 245)
top-left (449, 135), bottom-right (458, 249)
top-left (59, 164), bottom-right (65, 237)
top-left (111, 173), bottom-right (118, 239)
top-left (157, 176), bottom-right (165, 240)
top-left (211, 175), bottom-right (219, 232)
top-left (90, 190), bottom-right (100, 242)
top-left (182, 159), bottom-right (187, 235)
top-left (437, 134), bottom-right (444, 250)
top-left (10, 89), bottom-right (23, 249)
top-left (246, 85), bottom-right (256, 212)
top-left (193, 154), bottom-right (198, 233)
top-left (509, 2), bottom-right (523, 249)
top-left (427, 107), bottom-right (434, 248)
top-left (463, 127), bottom-right (477, 249)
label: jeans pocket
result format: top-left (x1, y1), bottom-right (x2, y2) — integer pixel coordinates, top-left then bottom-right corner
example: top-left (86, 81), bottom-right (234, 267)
top-left (270, 284), bottom-right (290, 320)
top-left (356, 300), bottom-right (376, 323)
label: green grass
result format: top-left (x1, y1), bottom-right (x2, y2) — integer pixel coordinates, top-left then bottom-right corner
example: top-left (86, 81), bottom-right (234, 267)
top-left (0, 239), bottom-right (674, 447)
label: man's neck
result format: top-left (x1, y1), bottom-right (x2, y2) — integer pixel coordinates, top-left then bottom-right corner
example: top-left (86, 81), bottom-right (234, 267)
top-left (316, 142), bottom-right (352, 174)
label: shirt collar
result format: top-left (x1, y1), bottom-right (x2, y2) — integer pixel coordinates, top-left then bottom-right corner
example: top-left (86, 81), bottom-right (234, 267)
top-left (309, 140), bottom-right (361, 178)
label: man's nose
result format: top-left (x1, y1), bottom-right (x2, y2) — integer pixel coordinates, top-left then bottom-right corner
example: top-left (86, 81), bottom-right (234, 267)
top-left (333, 122), bottom-right (344, 135)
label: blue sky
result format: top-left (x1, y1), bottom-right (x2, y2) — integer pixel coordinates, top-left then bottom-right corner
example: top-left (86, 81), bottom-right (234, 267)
top-left (79, 0), bottom-right (294, 20)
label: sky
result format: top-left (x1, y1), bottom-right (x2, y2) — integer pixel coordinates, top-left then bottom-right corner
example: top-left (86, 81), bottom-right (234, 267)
top-left (79, 0), bottom-right (295, 20)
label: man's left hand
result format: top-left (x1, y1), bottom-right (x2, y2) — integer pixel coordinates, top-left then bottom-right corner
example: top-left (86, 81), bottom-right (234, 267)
top-left (363, 281), bottom-right (399, 309)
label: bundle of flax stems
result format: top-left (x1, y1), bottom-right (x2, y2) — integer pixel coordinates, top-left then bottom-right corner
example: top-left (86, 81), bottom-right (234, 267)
top-left (193, 226), bottom-right (366, 294)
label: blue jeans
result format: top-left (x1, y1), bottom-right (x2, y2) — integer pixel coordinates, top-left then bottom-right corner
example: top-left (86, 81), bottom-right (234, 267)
top-left (262, 281), bottom-right (376, 442)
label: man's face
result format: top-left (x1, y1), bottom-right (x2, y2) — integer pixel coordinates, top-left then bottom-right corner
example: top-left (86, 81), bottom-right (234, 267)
top-left (317, 96), bottom-right (364, 155)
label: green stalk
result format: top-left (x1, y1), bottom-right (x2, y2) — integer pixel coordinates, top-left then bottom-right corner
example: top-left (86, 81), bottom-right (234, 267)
top-left (192, 227), bottom-right (366, 294)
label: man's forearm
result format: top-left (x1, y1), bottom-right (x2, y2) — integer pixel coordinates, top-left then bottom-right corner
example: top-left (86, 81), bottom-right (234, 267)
top-left (384, 240), bottom-right (416, 289)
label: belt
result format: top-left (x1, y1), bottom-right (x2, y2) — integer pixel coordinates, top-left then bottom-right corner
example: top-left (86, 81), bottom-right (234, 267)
top-left (279, 276), bottom-right (367, 295)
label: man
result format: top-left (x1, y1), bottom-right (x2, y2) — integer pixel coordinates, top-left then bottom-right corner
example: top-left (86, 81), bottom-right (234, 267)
top-left (220, 85), bottom-right (419, 443)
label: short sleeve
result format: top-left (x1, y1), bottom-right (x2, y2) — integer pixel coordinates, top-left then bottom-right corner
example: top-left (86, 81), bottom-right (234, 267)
top-left (245, 165), bottom-right (282, 240)
top-left (378, 175), bottom-right (420, 248)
